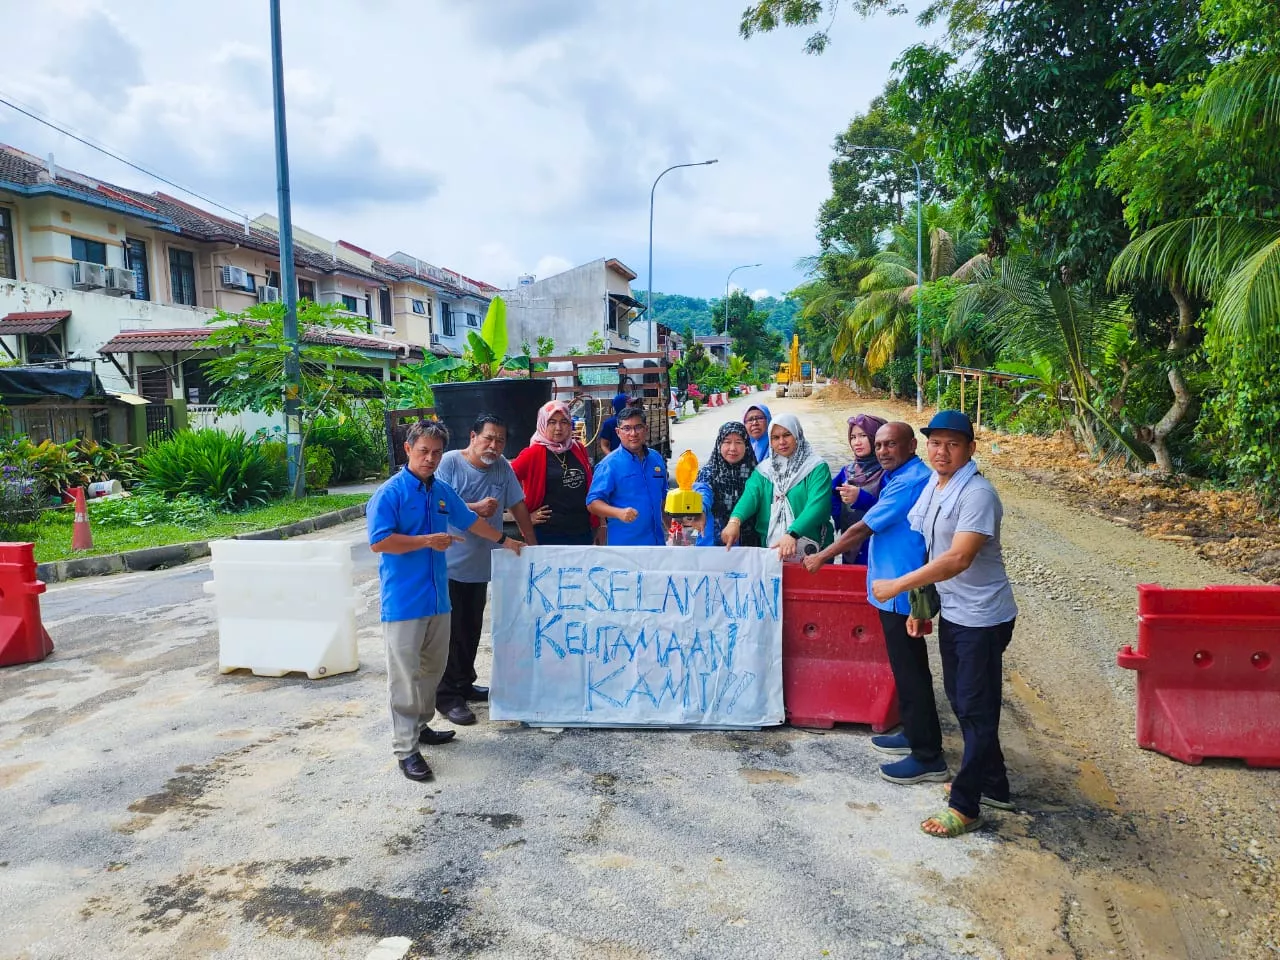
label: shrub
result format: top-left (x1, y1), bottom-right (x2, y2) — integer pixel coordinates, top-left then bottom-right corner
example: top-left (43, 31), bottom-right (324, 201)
top-left (88, 492), bottom-right (217, 528)
top-left (140, 430), bottom-right (286, 508)
top-left (260, 441), bottom-right (337, 492)
top-left (308, 413), bottom-right (384, 483)
top-left (1003, 395), bottom-right (1066, 436)
top-left (0, 437), bottom-right (140, 497)
top-left (304, 444), bottom-right (334, 490)
top-left (0, 462), bottom-right (45, 538)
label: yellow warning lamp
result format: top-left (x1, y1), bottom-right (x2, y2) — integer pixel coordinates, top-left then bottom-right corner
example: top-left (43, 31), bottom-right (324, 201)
top-left (665, 449), bottom-right (703, 519)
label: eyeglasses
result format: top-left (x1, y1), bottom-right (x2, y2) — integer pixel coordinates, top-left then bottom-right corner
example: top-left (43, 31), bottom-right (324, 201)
top-left (745, 416), bottom-right (766, 424)
top-left (617, 424), bottom-right (646, 434)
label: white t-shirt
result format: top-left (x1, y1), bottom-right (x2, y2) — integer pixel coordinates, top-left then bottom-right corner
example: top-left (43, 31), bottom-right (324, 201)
top-left (919, 474), bottom-right (1018, 628)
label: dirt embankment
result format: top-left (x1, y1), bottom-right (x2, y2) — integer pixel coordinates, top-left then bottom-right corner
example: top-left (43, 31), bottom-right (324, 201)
top-left (803, 387), bottom-right (1280, 959)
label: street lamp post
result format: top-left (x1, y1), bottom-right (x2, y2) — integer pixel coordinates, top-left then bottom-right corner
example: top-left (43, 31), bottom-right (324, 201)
top-left (646, 160), bottom-right (718, 353)
top-left (269, 0), bottom-right (303, 496)
top-left (723, 263), bottom-right (762, 336)
top-left (844, 145), bottom-right (924, 412)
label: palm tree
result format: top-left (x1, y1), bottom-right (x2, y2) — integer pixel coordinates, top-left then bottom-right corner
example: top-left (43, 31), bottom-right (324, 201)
top-left (1107, 47), bottom-right (1280, 473)
top-left (953, 257), bottom-right (1145, 462)
top-left (844, 204), bottom-right (989, 383)
top-left (791, 247), bottom-right (877, 386)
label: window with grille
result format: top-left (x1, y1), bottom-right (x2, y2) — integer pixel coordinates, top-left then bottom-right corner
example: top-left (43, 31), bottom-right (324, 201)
top-left (169, 249), bottom-right (197, 305)
top-left (137, 367), bottom-right (170, 402)
top-left (125, 238), bottom-right (150, 300)
top-left (0, 207), bottom-right (15, 279)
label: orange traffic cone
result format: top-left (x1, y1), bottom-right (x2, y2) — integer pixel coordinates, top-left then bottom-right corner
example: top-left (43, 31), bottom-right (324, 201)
top-left (70, 486), bottom-right (93, 551)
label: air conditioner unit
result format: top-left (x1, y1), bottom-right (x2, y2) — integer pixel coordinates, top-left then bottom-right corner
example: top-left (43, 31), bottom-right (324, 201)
top-left (104, 267), bottom-right (137, 296)
top-left (221, 265), bottom-right (252, 290)
top-left (429, 334), bottom-right (441, 346)
top-left (258, 285), bottom-right (281, 303)
top-left (72, 261), bottom-right (108, 290)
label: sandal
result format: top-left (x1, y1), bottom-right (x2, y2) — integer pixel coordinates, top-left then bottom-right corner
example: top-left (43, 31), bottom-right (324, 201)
top-left (921, 808), bottom-right (982, 838)
top-left (944, 782), bottom-right (1015, 811)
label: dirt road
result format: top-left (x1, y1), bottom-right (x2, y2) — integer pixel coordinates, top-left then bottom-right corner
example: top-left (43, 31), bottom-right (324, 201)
top-left (796, 390), bottom-right (1279, 959)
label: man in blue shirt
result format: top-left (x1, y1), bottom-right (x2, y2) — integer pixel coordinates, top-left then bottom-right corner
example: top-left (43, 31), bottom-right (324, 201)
top-left (803, 421), bottom-right (941, 782)
top-left (367, 420), bottom-right (524, 783)
top-left (586, 405), bottom-right (668, 546)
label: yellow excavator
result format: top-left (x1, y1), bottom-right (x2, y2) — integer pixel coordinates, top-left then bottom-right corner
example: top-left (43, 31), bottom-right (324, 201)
top-left (775, 334), bottom-right (812, 398)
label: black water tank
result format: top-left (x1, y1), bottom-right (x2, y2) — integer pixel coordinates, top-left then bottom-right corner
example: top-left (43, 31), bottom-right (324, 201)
top-left (430, 378), bottom-right (552, 456)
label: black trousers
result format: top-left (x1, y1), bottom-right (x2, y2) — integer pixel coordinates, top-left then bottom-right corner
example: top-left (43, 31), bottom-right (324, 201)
top-left (879, 609), bottom-right (943, 764)
top-left (939, 616), bottom-right (1016, 819)
top-left (437, 580), bottom-right (489, 710)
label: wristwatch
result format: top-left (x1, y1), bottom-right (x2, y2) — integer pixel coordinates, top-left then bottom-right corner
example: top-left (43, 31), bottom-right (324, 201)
top-left (497, 533), bottom-right (508, 545)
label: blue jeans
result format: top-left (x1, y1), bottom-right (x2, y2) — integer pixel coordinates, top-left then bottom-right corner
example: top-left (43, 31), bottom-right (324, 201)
top-left (939, 616), bottom-right (1016, 819)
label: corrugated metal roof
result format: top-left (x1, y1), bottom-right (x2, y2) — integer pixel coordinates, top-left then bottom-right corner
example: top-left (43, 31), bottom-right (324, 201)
top-left (0, 310), bottom-right (71, 334)
top-left (99, 325), bottom-right (402, 356)
top-left (98, 329), bottom-right (207, 353)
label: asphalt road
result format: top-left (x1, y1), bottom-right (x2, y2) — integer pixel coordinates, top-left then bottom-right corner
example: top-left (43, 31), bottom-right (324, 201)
top-left (1, 394), bottom-right (1001, 960)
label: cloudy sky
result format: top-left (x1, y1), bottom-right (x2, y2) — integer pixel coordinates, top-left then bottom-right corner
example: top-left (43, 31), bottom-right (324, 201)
top-left (0, 0), bottom-right (931, 301)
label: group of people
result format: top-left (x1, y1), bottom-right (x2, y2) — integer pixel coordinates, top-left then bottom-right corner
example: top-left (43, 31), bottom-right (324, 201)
top-left (367, 396), bottom-right (1017, 840)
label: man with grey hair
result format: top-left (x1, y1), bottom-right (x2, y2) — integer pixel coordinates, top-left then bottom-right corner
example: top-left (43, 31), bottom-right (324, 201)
top-left (367, 420), bottom-right (523, 783)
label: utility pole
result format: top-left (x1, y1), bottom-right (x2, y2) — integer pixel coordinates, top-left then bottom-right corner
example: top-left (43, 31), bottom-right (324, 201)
top-left (270, 0), bottom-right (304, 496)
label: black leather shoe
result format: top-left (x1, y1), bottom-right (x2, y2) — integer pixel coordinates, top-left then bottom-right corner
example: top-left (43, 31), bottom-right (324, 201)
top-left (418, 726), bottom-right (457, 746)
top-left (398, 752), bottom-right (434, 782)
top-left (465, 685), bottom-right (489, 702)
top-left (443, 703), bottom-right (477, 725)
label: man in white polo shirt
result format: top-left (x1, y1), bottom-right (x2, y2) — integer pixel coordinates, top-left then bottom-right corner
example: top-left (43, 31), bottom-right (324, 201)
top-left (872, 410), bottom-right (1018, 839)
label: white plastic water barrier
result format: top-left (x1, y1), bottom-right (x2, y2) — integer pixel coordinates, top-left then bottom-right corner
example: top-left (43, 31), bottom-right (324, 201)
top-left (204, 539), bottom-right (359, 680)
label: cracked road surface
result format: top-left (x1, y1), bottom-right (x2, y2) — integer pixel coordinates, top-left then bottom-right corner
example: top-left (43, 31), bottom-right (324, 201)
top-left (2, 392), bottom-right (1274, 958)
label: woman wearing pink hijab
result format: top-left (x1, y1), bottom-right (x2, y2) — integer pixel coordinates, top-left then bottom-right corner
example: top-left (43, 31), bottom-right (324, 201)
top-left (510, 400), bottom-right (601, 545)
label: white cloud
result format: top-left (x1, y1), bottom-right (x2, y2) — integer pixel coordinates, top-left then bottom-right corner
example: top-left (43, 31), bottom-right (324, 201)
top-left (0, 0), bottom-right (938, 297)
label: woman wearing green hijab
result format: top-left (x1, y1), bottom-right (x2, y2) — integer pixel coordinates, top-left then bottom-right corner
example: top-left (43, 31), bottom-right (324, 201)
top-left (722, 413), bottom-right (832, 560)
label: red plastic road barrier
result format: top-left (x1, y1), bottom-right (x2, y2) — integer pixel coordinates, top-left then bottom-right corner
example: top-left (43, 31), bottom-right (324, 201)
top-left (1118, 584), bottom-right (1280, 768)
top-left (781, 563), bottom-right (899, 731)
top-left (0, 542), bottom-right (54, 668)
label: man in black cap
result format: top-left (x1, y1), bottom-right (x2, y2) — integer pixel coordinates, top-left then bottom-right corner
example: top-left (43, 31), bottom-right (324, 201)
top-left (871, 410), bottom-right (1017, 838)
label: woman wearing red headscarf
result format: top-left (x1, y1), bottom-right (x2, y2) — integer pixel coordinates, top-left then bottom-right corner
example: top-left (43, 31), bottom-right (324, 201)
top-left (511, 400), bottom-right (602, 546)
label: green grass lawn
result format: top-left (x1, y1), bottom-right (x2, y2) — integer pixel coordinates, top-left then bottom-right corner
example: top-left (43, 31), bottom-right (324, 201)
top-left (32, 494), bottom-right (370, 563)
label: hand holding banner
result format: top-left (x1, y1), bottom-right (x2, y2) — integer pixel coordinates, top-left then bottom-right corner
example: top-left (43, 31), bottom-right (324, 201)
top-left (490, 546), bottom-right (784, 728)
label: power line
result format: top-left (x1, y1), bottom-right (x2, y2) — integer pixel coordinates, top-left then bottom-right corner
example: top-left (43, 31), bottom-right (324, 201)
top-left (0, 91), bottom-right (250, 221)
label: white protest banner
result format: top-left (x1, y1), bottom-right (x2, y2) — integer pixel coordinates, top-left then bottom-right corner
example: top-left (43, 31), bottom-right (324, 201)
top-left (490, 546), bottom-right (784, 728)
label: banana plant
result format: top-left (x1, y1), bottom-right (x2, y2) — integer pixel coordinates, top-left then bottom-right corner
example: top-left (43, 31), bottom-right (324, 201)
top-left (465, 296), bottom-right (531, 379)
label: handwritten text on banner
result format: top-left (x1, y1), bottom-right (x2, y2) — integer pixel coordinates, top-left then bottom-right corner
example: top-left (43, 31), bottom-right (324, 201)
top-left (490, 546), bottom-right (784, 727)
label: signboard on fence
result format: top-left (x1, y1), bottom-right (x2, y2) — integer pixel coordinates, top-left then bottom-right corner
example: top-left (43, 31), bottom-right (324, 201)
top-left (490, 546), bottom-right (784, 728)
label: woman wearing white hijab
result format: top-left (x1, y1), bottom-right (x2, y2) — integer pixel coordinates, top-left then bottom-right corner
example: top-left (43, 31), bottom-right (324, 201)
top-left (722, 413), bottom-right (833, 560)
